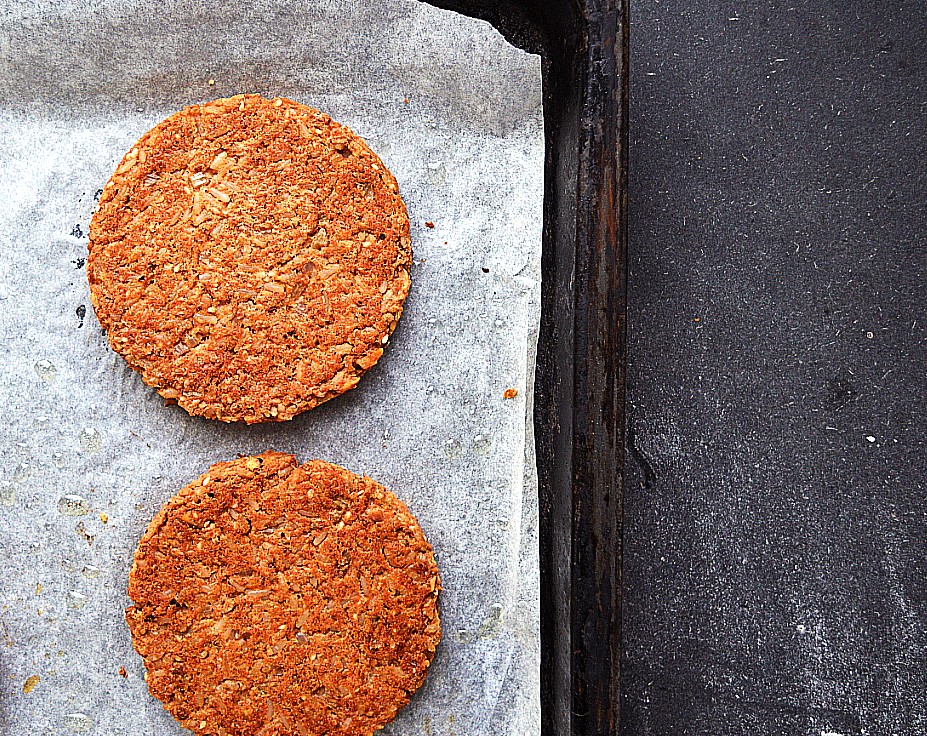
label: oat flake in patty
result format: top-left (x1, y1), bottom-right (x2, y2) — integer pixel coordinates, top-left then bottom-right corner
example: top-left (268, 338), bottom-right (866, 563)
top-left (126, 452), bottom-right (441, 736)
top-left (88, 94), bottom-right (412, 423)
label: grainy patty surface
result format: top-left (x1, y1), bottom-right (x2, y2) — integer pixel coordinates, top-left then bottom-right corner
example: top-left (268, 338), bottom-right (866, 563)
top-left (88, 94), bottom-right (412, 423)
top-left (126, 452), bottom-right (441, 736)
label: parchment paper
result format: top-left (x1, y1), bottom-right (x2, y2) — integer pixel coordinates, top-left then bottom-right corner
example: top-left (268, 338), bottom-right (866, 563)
top-left (0, 1), bottom-right (543, 734)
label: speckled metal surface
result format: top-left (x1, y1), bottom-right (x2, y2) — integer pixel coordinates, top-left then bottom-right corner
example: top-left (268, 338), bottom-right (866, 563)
top-left (0, 2), bottom-right (543, 734)
top-left (624, 1), bottom-right (927, 734)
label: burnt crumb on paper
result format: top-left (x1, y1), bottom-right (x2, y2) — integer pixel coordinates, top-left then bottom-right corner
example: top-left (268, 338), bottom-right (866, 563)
top-left (94, 189), bottom-right (103, 201)
top-left (76, 304), bottom-right (86, 328)
top-left (72, 257), bottom-right (85, 269)
top-left (481, 267), bottom-right (490, 273)
top-left (75, 521), bottom-right (94, 545)
top-left (71, 224), bottom-right (84, 239)
top-left (128, 429), bottom-right (152, 448)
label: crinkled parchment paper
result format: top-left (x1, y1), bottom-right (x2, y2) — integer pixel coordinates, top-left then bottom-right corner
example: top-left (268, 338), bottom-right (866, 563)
top-left (0, 1), bottom-right (542, 734)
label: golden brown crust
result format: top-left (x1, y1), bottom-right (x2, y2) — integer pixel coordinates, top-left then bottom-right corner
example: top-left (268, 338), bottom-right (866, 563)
top-left (126, 452), bottom-right (441, 736)
top-left (88, 95), bottom-right (412, 423)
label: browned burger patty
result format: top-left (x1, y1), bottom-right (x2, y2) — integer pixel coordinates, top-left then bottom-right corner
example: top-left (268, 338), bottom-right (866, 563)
top-left (88, 95), bottom-right (412, 423)
top-left (126, 452), bottom-right (441, 736)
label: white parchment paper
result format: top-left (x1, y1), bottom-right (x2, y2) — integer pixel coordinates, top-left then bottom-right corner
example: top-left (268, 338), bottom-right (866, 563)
top-left (0, 1), bottom-right (543, 735)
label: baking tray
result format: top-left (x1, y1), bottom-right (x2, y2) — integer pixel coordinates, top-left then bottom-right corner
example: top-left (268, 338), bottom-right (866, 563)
top-left (0, 0), bottom-right (627, 733)
top-left (431, 2), bottom-right (629, 733)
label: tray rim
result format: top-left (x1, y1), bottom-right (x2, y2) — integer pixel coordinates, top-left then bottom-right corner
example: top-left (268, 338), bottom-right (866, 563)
top-left (427, 2), bottom-right (629, 734)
